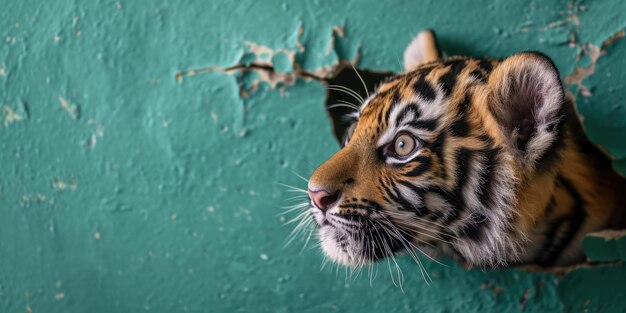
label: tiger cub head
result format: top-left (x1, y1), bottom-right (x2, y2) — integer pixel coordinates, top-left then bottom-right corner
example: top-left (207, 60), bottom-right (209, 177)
top-left (307, 30), bottom-right (567, 268)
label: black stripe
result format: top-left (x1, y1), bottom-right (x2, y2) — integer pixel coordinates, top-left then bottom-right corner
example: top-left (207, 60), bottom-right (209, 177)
top-left (536, 176), bottom-right (586, 266)
top-left (407, 119), bottom-right (438, 131)
top-left (390, 181), bottom-right (417, 212)
top-left (469, 69), bottom-right (486, 83)
top-left (413, 75), bottom-right (436, 101)
top-left (544, 195), bottom-right (556, 218)
top-left (478, 134), bottom-right (494, 146)
top-left (458, 213), bottom-right (488, 242)
top-left (384, 89), bottom-right (402, 126)
top-left (364, 200), bottom-right (385, 211)
top-left (397, 180), bottom-right (428, 216)
top-left (449, 94), bottom-right (471, 137)
top-left (338, 203), bottom-right (377, 211)
top-left (404, 156), bottom-right (432, 177)
top-left (380, 177), bottom-right (419, 214)
top-left (476, 148), bottom-right (499, 207)
top-left (429, 131), bottom-right (447, 178)
top-left (442, 148), bottom-right (473, 225)
top-left (438, 60), bottom-right (466, 97)
top-left (377, 107), bottom-right (385, 126)
top-left (395, 103), bottom-right (420, 126)
top-left (477, 58), bottom-right (493, 74)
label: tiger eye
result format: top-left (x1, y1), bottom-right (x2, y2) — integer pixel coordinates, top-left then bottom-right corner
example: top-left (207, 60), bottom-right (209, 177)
top-left (393, 134), bottom-right (415, 157)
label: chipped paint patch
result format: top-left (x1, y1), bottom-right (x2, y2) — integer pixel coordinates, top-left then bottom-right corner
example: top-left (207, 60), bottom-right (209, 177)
top-left (582, 230), bottom-right (626, 262)
top-left (564, 29), bottom-right (625, 96)
top-left (83, 119), bottom-right (104, 149)
top-left (51, 176), bottom-right (77, 192)
top-left (59, 96), bottom-right (80, 119)
top-left (176, 24), bottom-right (358, 97)
top-left (2, 105), bottom-right (25, 127)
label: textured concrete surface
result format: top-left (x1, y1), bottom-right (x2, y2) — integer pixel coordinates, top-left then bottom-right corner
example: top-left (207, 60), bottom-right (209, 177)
top-left (1, 1), bottom-right (625, 312)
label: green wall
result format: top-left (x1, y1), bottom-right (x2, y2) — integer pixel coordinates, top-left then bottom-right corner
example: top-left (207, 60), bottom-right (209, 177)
top-left (1, 0), bottom-right (626, 312)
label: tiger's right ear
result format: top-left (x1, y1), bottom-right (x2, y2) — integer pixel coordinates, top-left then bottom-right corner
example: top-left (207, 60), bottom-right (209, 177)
top-left (403, 29), bottom-right (442, 71)
top-left (487, 52), bottom-right (566, 170)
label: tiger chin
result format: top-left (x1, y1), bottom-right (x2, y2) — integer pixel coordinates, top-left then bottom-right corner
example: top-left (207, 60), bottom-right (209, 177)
top-left (304, 30), bottom-right (626, 269)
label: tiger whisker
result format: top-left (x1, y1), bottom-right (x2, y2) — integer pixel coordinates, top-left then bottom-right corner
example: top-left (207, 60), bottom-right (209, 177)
top-left (281, 195), bottom-right (309, 203)
top-left (277, 183), bottom-right (308, 193)
top-left (374, 219), bottom-right (431, 286)
top-left (300, 220), bottom-right (317, 252)
top-left (350, 63), bottom-right (370, 99)
top-left (326, 85), bottom-right (365, 104)
top-left (376, 217), bottom-right (446, 247)
top-left (289, 171), bottom-right (310, 184)
top-left (337, 99), bottom-right (361, 108)
top-left (328, 103), bottom-right (360, 112)
top-left (381, 213), bottom-right (459, 241)
top-left (285, 209), bottom-right (313, 225)
top-left (326, 84), bottom-right (364, 103)
top-left (385, 219), bottom-right (457, 244)
top-left (383, 210), bottom-right (460, 239)
top-left (376, 216), bottom-right (447, 270)
top-left (372, 224), bottom-right (405, 289)
top-left (284, 210), bottom-right (315, 247)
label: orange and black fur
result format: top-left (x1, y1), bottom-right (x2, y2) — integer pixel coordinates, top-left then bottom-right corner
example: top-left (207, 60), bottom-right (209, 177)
top-left (303, 30), bottom-right (626, 268)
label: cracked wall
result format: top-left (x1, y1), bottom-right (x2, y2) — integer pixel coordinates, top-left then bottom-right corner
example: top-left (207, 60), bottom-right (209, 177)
top-left (1, 1), bottom-right (626, 312)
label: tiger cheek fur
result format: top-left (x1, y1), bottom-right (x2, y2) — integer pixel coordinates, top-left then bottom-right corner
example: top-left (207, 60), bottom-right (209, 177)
top-left (306, 44), bottom-right (626, 269)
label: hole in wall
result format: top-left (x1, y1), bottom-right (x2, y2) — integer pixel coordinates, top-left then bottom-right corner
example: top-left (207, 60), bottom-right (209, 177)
top-left (319, 65), bottom-right (626, 274)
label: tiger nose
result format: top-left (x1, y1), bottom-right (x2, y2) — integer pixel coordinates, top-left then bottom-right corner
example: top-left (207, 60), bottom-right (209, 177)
top-left (307, 189), bottom-right (341, 212)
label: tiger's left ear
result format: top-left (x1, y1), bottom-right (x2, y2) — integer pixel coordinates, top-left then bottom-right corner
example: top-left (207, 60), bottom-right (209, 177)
top-left (488, 52), bottom-right (566, 169)
top-left (403, 29), bottom-right (442, 71)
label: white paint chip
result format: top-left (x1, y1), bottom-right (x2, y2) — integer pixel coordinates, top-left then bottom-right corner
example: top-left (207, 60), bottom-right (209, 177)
top-left (51, 177), bottom-right (77, 192)
top-left (3, 105), bottom-right (25, 127)
top-left (260, 253), bottom-right (268, 260)
top-left (59, 96), bottom-right (80, 119)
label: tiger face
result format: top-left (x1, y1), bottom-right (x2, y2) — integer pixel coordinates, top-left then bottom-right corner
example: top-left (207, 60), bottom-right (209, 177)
top-left (306, 49), bottom-right (573, 268)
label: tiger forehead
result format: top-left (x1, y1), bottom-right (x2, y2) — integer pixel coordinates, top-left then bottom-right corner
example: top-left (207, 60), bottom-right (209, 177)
top-left (358, 57), bottom-right (496, 127)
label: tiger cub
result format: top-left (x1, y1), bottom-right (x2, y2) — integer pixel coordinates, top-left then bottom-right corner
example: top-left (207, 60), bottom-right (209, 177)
top-left (305, 30), bottom-right (626, 268)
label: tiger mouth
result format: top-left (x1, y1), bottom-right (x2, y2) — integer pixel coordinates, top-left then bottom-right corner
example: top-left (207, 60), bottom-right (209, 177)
top-left (314, 208), bottom-right (408, 265)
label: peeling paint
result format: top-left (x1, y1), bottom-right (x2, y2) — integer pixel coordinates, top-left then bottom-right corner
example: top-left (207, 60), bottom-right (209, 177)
top-left (564, 29), bottom-right (626, 96)
top-left (83, 119), bottom-right (104, 149)
top-left (582, 230), bottom-right (626, 262)
top-left (176, 24), bottom-right (358, 97)
top-left (51, 176), bottom-right (77, 192)
top-left (59, 96), bottom-right (80, 120)
top-left (2, 105), bottom-right (25, 127)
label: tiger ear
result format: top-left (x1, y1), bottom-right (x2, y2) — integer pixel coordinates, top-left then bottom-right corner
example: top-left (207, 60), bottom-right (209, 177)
top-left (403, 29), bottom-right (441, 71)
top-left (487, 52), bottom-right (566, 168)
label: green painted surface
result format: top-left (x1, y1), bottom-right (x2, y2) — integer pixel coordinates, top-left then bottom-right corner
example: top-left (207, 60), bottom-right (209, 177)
top-left (1, 1), bottom-right (625, 312)
top-left (582, 232), bottom-right (626, 262)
